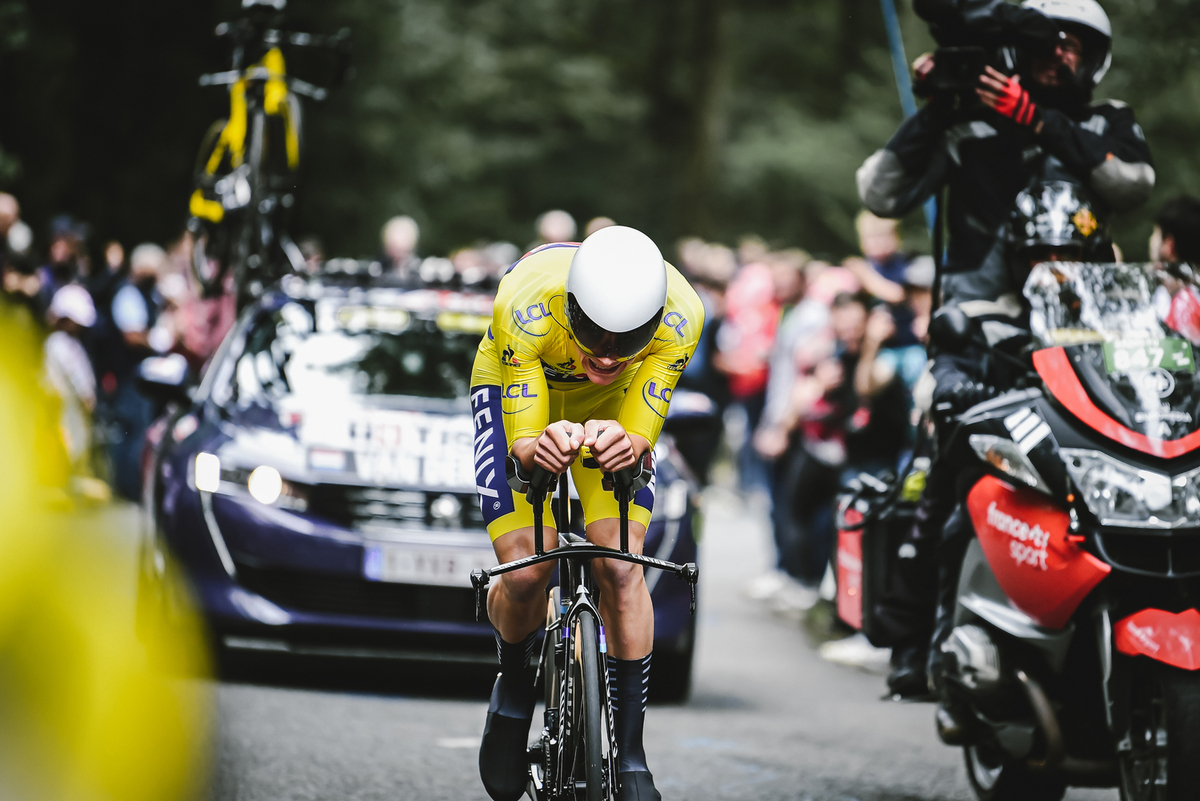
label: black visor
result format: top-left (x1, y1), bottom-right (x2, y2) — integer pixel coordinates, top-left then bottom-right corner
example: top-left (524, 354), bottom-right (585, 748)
top-left (567, 293), bottom-right (663, 360)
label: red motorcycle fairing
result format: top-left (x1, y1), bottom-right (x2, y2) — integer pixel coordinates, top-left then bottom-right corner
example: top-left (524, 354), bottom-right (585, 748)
top-left (1034, 347), bottom-right (1200, 458)
top-left (1115, 608), bottom-right (1200, 670)
top-left (966, 475), bottom-right (1111, 629)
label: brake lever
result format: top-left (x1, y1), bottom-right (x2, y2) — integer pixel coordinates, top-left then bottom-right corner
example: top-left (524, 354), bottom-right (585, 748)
top-left (678, 563), bottom-right (699, 615)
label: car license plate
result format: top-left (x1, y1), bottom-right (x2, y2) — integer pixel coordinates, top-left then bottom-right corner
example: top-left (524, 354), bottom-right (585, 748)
top-left (1102, 337), bottom-right (1194, 374)
top-left (363, 543), bottom-right (496, 587)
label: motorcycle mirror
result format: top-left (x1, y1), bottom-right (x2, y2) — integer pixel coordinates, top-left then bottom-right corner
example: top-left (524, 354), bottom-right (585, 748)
top-left (928, 305), bottom-right (972, 353)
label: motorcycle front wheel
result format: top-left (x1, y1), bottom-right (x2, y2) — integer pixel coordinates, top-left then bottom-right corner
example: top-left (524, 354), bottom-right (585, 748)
top-left (1120, 662), bottom-right (1200, 801)
top-left (963, 744), bottom-right (1065, 801)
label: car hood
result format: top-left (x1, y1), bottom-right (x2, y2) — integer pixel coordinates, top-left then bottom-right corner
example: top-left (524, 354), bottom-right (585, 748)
top-left (216, 396), bottom-right (477, 492)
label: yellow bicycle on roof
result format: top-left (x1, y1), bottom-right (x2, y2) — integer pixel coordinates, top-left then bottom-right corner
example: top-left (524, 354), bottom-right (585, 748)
top-left (187, 0), bottom-right (347, 309)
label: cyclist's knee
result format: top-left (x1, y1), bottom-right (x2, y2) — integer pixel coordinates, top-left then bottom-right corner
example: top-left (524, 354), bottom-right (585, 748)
top-left (500, 561), bottom-right (554, 604)
top-left (592, 558), bottom-right (644, 599)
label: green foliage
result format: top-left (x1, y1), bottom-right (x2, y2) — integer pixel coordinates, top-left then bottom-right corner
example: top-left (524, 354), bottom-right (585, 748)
top-left (0, 0), bottom-right (1193, 263)
top-left (1099, 0), bottom-right (1200, 258)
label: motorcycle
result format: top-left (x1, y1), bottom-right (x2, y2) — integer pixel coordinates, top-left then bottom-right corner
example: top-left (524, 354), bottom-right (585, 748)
top-left (932, 260), bottom-right (1200, 801)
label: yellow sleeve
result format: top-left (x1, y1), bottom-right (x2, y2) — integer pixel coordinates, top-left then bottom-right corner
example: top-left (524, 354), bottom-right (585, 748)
top-left (494, 321), bottom-right (550, 444)
top-left (618, 266), bottom-right (706, 443)
top-left (618, 349), bottom-right (687, 444)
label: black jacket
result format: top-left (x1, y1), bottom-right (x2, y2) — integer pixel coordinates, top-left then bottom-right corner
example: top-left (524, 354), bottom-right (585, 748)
top-left (857, 99), bottom-right (1154, 279)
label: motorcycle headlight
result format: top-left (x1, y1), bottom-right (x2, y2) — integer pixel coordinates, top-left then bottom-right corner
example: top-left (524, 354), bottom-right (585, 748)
top-left (1060, 448), bottom-right (1200, 529)
top-left (969, 434), bottom-right (1051, 495)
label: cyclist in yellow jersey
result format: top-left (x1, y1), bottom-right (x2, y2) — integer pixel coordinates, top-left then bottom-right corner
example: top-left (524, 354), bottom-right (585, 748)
top-left (473, 226), bottom-right (703, 801)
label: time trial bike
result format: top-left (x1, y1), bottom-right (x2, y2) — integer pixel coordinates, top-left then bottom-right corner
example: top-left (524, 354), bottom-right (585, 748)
top-left (472, 453), bottom-right (699, 801)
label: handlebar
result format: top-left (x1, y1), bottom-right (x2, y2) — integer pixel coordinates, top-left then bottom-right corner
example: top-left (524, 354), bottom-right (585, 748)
top-left (470, 543), bottom-right (699, 622)
top-left (215, 22), bottom-right (350, 51)
top-left (210, 20), bottom-right (351, 88)
top-left (199, 68), bottom-right (328, 99)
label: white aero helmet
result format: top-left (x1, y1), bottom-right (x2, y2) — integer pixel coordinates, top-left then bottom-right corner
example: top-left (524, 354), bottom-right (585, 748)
top-left (1022, 0), bottom-right (1112, 86)
top-left (566, 225), bottom-right (667, 360)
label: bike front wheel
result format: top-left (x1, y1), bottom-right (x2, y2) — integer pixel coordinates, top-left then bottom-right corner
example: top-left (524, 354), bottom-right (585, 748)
top-left (574, 610), bottom-right (605, 801)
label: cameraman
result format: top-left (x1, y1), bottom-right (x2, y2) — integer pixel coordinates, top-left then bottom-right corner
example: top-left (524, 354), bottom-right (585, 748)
top-left (858, 0), bottom-right (1152, 304)
top-left (857, 0), bottom-right (1154, 698)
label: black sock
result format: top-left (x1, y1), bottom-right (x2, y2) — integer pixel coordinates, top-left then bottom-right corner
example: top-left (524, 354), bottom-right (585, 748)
top-left (488, 630), bottom-right (539, 720)
top-left (607, 653), bottom-right (652, 774)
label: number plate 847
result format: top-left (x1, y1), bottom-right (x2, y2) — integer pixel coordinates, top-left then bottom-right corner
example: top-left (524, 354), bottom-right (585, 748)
top-left (1103, 337), bottom-right (1194, 374)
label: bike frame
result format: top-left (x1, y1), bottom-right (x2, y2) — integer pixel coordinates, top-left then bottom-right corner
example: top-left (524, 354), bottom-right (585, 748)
top-left (188, 15), bottom-right (343, 308)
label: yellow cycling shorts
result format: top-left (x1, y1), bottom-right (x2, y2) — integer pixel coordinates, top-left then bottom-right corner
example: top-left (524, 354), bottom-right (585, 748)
top-left (470, 359), bottom-right (655, 542)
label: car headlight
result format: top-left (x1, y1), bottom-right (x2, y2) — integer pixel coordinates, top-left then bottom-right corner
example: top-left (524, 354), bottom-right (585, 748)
top-left (192, 452), bottom-right (308, 511)
top-left (969, 434), bottom-right (1051, 495)
top-left (194, 452), bottom-right (221, 493)
top-left (248, 466), bottom-right (283, 504)
top-left (1060, 448), bottom-right (1200, 529)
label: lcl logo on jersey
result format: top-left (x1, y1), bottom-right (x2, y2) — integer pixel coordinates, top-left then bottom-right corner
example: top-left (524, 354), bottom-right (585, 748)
top-left (514, 302), bottom-right (551, 326)
top-left (642, 380), bottom-right (672, 418)
top-left (663, 311), bottom-right (687, 336)
top-left (504, 383), bottom-right (538, 399)
top-left (646, 381), bottom-right (672, 402)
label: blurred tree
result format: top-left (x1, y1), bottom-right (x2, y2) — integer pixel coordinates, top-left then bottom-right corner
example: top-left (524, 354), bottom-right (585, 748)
top-left (0, 0), bottom-right (1192, 264)
top-left (0, 0), bottom-right (222, 253)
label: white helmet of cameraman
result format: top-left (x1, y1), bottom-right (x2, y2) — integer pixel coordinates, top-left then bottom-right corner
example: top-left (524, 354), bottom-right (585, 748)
top-left (1021, 0), bottom-right (1112, 86)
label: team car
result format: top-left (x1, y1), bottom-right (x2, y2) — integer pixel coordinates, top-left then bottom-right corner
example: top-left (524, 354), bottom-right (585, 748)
top-left (136, 272), bottom-right (701, 697)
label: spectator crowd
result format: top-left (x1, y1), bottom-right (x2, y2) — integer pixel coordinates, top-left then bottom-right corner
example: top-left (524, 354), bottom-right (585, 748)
top-left (0, 193), bottom-right (239, 503)
top-left (671, 213), bottom-right (933, 627)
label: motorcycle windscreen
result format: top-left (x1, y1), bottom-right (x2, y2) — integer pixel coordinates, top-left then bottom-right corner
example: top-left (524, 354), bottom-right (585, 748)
top-left (966, 475), bottom-right (1110, 630)
top-left (1027, 261), bottom-right (1200, 453)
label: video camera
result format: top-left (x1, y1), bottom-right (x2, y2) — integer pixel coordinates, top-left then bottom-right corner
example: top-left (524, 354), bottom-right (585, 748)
top-left (913, 0), bottom-right (1061, 101)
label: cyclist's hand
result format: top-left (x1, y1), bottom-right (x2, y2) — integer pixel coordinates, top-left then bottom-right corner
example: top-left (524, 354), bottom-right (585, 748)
top-left (534, 420), bottom-right (585, 473)
top-left (582, 420), bottom-right (636, 472)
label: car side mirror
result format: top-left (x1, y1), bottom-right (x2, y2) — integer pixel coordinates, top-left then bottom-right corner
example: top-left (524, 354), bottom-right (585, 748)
top-left (928, 305), bottom-right (972, 353)
top-left (136, 354), bottom-right (194, 405)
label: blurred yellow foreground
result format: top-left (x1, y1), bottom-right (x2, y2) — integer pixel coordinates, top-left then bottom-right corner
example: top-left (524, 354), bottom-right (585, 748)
top-left (0, 308), bottom-right (211, 801)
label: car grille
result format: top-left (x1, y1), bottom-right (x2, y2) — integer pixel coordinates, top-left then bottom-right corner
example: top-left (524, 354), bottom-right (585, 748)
top-left (1095, 529), bottom-right (1200, 578)
top-left (307, 485), bottom-right (487, 532)
top-left (236, 563), bottom-right (482, 622)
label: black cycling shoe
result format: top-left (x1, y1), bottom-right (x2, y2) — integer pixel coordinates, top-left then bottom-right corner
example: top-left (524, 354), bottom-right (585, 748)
top-left (617, 770), bottom-right (661, 801)
top-left (479, 711), bottom-right (532, 801)
top-left (886, 644), bottom-right (930, 699)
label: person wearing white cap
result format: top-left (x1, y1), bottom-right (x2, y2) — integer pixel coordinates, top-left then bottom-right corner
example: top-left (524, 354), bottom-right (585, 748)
top-left (45, 284), bottom-right (98, 467)
top-left (106, 242), bottom-right (169, 500)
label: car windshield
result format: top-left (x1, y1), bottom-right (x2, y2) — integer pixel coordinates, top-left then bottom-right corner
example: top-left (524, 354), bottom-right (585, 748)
top-left (218, 298), bottom-right (482, 409)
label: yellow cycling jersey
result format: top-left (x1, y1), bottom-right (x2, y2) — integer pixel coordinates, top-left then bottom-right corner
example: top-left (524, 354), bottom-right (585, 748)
top-left (473, 242), bottom-right (705, 446)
